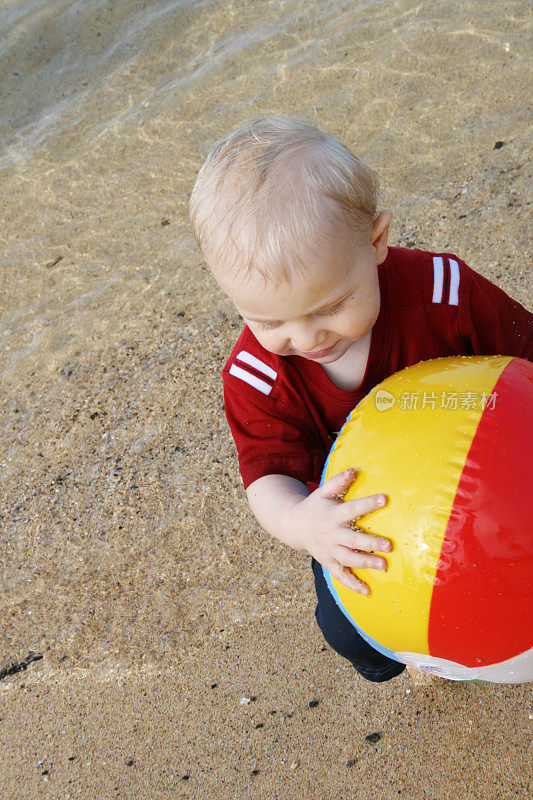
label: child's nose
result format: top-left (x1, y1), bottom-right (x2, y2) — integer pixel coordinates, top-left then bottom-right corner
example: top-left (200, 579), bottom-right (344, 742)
top-left (290, 323), bottom-right (325, 353)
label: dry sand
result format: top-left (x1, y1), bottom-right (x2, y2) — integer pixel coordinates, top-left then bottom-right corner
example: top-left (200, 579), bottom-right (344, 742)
top-left (0, 0), bottom-right (532, 797)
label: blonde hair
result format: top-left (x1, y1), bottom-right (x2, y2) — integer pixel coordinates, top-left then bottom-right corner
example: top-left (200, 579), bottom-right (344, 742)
top-left (189, 114), bottom-right (380, 286)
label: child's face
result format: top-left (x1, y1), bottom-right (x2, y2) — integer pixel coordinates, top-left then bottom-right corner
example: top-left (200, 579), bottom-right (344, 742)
top-left (212, 213), bottom-right (390, 365)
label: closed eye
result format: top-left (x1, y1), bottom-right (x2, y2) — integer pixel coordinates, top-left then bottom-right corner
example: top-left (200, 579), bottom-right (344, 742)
top-left (251, 294), bottom-right (351, 329)
top-left (255, 319), bottom-right (282, 330)
top-left (315, 298), bottom-right (348, 317)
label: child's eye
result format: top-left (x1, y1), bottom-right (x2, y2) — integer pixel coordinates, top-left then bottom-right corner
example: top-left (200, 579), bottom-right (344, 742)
top-left (316, 301), bottom-right (344, 317)
top-left (256, 320), bottom-right (281, 331)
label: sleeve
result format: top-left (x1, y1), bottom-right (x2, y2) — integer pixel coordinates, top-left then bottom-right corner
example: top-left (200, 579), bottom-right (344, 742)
top-left (222, 367), bottom-right (321, 490)
top-left (457, 259), bottom-right (533, 361)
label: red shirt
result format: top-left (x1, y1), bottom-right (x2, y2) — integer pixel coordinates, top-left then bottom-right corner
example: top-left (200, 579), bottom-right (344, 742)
top-left (223, 247), bottom-right (532, 491)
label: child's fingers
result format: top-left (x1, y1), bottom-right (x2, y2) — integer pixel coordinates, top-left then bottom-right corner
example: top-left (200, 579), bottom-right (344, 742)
top-left (320, 467), bottom-right (357, 500)
top-left (329, 563), bottom-right (371, 596)
top-left (337, 527), bottom-right (392, 555)
top-left (341, 493), bottom-right (387, 521)
top-left (334, 545), bottom-right (388, 572)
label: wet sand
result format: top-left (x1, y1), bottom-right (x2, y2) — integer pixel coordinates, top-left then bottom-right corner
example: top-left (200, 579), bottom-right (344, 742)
top-left (0, 0), bottom-right (532, 797)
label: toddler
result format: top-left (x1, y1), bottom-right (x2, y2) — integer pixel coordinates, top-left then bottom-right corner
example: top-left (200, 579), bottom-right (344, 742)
top-left (189, 115), bottom-right (532, 683)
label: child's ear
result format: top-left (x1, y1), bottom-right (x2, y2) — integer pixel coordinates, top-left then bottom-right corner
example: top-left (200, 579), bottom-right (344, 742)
top-left (371, 210), bottom-right (393, 264)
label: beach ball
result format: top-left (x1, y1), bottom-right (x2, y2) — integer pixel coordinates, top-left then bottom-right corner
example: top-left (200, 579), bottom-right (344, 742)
top-left (321, 356), bottom-right (533, 683)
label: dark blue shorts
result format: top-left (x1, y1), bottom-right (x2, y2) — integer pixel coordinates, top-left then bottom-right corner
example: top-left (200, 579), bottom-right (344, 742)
top-left (312, 558), bottom-right (405, 682)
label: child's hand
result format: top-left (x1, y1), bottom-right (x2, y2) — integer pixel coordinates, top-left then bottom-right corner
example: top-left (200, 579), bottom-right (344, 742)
top-left (286, 467), bottom-right (391, 596)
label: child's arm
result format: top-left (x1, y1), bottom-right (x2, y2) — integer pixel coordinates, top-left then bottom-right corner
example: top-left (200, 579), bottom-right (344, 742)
top-left (246, 468), bottom-right (392, 596)
top-left (456, 259), bottom-right (532, 360)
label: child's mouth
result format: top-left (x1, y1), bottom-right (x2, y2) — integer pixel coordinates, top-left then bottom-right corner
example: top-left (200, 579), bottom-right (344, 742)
top-left (301, 343), bottom-right (337, 359)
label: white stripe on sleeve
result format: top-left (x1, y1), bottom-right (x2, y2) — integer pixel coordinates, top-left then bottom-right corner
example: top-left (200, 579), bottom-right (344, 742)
top-left (432, 256), bottom-right (444, 303)
top-left (236, 350), bottom-right (277, 380)
top-left (229, 364), bottom-right (273, 396)
top-left (448, 258), bottom-right (460, 305)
